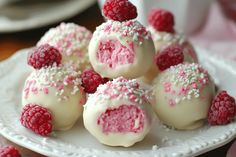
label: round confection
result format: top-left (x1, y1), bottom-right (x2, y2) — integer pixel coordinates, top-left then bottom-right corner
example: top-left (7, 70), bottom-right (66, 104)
top-left (37, 23), bottom-right (92, 72)
top-left (152, 63), bottom-right (215, 130)
top-left (83, 77), bottom-right (154, 147)
top-left (139, 26), bottom-right (198, 84)
top-left (88, 20), bottom-right (155, 79)
top-left (148, 26), bottom-right (197, 62)
top-left (22, 64), bottom-right (86, 131)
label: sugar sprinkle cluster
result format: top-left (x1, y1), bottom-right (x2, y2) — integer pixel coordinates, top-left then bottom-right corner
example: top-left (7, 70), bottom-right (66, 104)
top-left (148, 26), bottom-right (185, 47)
top-left (162, 63), bottom-right (210, 104)
top-left (94, 20), bottom-right (152, 45)
top-left (24, 64), bottom-right (82, 102)
top-left (88, 77), bottom-right (151, 105)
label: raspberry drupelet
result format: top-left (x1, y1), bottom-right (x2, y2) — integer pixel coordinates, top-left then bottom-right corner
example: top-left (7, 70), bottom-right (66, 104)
top-left (20, 104), bottom-right (52, 136)
top-left (81, 69), bottom-right (109, 93)
top-left (27, 44), bottom-right (62, 69)
top-left (0, 146), bottom-right (21, 157)
top-left (148, 9), bottom-right (175, 33)
top-left (103, 0), bottom-right (137, 22)
top-left (208, 91), bottom-right (236, 125)
top-left (155, 44), bottom-right (184, 71)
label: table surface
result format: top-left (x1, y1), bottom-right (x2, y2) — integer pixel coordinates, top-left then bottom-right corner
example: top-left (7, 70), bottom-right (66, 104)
top-left (0, 3), bottom-right (234, 157)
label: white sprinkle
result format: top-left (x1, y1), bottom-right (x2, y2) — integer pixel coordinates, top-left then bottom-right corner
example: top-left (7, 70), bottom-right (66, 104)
top-left (152, 145), bottom-right (159, 151)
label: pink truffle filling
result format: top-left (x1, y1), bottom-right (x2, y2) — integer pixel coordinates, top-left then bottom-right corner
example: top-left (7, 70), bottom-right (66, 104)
top-left (96, 39), bottom-right (135, 68)
top-left (97, 104), bottom-right (145, 134)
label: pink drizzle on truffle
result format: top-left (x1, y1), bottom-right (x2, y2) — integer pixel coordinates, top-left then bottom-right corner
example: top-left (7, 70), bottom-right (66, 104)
top-left (24, 80), bottom-right (36, 99)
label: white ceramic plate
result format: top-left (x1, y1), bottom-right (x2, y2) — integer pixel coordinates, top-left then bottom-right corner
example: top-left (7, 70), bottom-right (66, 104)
top-left (0, 47), bottom-right (236, 157)
top-left (0, 0), bottom-right (96, 32)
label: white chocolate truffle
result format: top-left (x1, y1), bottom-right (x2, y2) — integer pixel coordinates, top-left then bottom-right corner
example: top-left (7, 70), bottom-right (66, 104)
top-left (88, 20), bottom-right (155, 79)
top-left (152, 63), bottom-right (215, 130)
top-left (22, 64), bottom-right (86, 131)
top-left (83, 77), bottom-right (154, 147)
top-left (37, 23), bottom-right (92, 71)
top-left (139, 26), bottom-right (198, 84)
top-left (148, 26), bottom-right (197, 63)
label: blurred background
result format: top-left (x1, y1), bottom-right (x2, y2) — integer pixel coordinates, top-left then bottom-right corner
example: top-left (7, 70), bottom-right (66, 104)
top-left (0, 0), bottom-right (236, 156)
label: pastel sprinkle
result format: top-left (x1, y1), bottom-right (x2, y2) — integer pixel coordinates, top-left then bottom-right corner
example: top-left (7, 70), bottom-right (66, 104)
top-left (148, 26), bottom-right (184, 46)
top-left (87, 77), bottom-right (151, 105)
top-left (94, 20), bottom-right (151, 45)
top-left (162, 63), bottom-right (210, 104)
top-left (23, 64), bottom-right (82, 102)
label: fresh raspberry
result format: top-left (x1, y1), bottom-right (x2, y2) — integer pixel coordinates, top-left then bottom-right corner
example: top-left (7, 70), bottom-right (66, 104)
top-left (81, 69), bottom-right (108, 93)
top-left (27, 44), bottom-right (62, 69)
top-left (103, 0), bottom-right (137, 22)
top-left (208, 91), bottom-right (236, 125)
top-left (148, 9), bottom-right (175, 33)
top-left (20, 104), bottom-right (53, 136)
top-left (155, 44), bottom-right (184, 71)
top-left (102, 77), bottom-right (110, 84)
top-left (0, 146), bottom-right (21, 157)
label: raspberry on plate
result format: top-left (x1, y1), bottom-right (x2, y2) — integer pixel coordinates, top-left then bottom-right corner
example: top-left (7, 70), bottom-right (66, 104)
top-left (155, 44), bottom-right (184, 71)
top-left (103, 0), bottom-right (137, 21)
top-left (148, 8), bottom-right (175, 33)
top-left (0, 146), bottom-right (21, 157)
top-left (27, 44), bottom-right (62, 69)
top-left (208, 91), bottom-right (236, 125)
top-left (20, 104), bottom-right (53, 136)
top-left (81, 69), bottom-right (108, 93)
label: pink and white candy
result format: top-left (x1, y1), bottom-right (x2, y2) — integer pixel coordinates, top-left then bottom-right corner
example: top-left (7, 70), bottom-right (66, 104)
top-left (83, 77), bottom-right (154, 147)
top-left (88, 20), bottom-right (155, 79)
top-left (37, 23), bottom-right (92, 71)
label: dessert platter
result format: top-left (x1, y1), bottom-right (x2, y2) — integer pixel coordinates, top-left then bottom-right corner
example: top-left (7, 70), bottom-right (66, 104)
top-left (0, 0), bottom-right (236, 157)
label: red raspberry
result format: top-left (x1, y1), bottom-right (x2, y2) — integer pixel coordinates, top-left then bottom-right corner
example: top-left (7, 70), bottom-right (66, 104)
top-left (148, 9), bottom-right (175, 33)
top-left (102, 77), bottom-right (110, 84)
top-left (208, 91), bottom-right (236, 125)
top-left (103, 0), bottom-right (137, 22)
top-left (27, 44), bottom-right (62, 69)
top-left (0, 146), bottom-right (21, 157)
top-left (20, 104), bottom-right (53, 136)
top-left (81, 69), bottom-right (108, 93)
top-left (155, 44), bottom-right (184, 71)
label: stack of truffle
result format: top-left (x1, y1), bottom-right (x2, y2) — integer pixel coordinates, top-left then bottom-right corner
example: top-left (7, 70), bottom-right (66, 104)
top-left (20, 0), bottom-right (236, 148)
